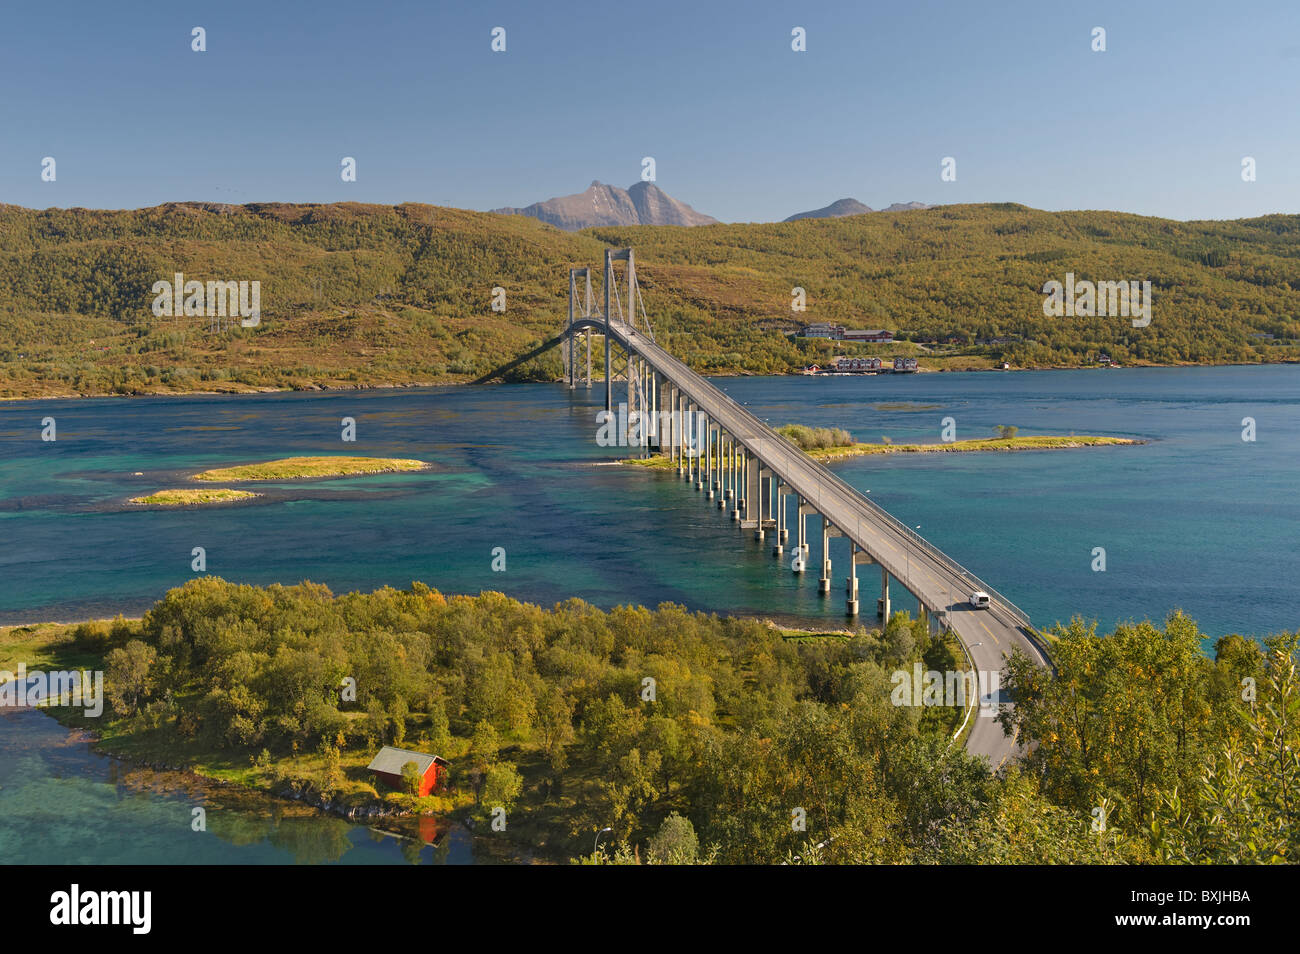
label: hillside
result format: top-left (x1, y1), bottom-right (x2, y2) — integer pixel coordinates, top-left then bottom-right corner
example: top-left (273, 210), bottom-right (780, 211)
top-left (785, 198), bottom-right (875, 220)
top-left (1, 201), bottom-right (1298, 398)
top-left (784, 198), bottom-right (929, 220)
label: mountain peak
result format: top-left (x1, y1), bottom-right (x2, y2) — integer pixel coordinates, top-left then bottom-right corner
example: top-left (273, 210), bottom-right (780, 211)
top-left (493, 181), bottom-right (718, 230)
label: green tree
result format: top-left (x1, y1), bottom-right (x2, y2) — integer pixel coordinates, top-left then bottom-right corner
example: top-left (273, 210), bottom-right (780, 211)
top-left (480, 762), bottom-right (523, 813)
top-left (470, 720), bottom-right (499, 771)
top-left (400, 760), bottom-right (422, 796)
top-left (646, 813), bottom-right (700, 865)
top-left (105, 639), bottom-right (156, 717)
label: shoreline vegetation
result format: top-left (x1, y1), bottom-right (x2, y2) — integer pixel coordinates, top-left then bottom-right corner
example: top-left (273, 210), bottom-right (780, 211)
top-left (192, 456), bottom-right (428, 481)
top-left (2, 578), bottom-right (1296, 864)
top-left (129, 488), bottom-right (261, 507)
top-left (2, 360), bottom-right (1296, 404)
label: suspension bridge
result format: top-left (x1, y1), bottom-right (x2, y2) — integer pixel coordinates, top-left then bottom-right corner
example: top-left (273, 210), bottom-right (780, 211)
top-left (551, 248), bottom-right (1051, 766)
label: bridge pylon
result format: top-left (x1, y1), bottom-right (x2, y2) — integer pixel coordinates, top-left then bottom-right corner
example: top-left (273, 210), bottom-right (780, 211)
top-left (565, 267), bottom-right (595, 390)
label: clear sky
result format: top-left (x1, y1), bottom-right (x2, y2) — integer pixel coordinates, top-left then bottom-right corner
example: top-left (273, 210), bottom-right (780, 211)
top-left (2, 0), bottom-right (1298, 222)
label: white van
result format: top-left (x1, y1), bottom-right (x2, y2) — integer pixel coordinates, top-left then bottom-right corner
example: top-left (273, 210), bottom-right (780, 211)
top-left (969, 591), bottom-right (991, 609)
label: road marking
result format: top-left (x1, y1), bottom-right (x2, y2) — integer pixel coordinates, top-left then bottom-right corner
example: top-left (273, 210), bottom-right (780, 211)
top-left (974, 613), bottom-right (1000, 645)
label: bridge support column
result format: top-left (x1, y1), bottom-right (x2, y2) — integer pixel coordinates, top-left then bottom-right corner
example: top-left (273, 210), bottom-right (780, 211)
top-left (663, 383), bottom-right (675, 466)
top-left (645, 364), bottom-right (655, 455)
top-left (717, 433), bottom-right (729, 509)
top-left (725, 441), bottom-right (735, 502)
top-left (879, 567), bottom-right (891, 623)
top-left (696, 414), bottom-right (707, 492)
top-left (796, 497), bottom-right (808, 557)
top-left (706, 422), bottom-right (716, 499)
top-left (677, 393), bottom-right (687, 477)
top-left (791, 498), bottom-right (806, 573)
top-left (604, 336), bottom-right (612, 412)
top-left (747, 463), bottom-right (764, 539)
top-left (584, 329), bottom-right (592, 388)
top-left (712, 430), bottom-right (721, 497)
top-left (757, 469), bottom-right (772, 541)
top-left (846, 542), bottom-right (860, 616)
top-left (637, 358), bottom-right (648, 456)
top-left (819, 517), bottom-right (832, 594)
top-left (697, 413), bottom-right (709, 492)
top-left (686, 403), bottom-right (696, 482)
top-left (778, 485), bottom-right (789, 544)
top-left (771, 482), bottom-right (784, 556)
top-left (649, 370), bottom-right (658, 453)
top-left (732, 449), bottom-right (743, 521)
top-left (626, 353), bottom-right (636, 450)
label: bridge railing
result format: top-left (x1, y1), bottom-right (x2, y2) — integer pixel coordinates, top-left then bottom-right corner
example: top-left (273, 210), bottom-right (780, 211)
top-left (614, 322), bottom-right (1034, 630)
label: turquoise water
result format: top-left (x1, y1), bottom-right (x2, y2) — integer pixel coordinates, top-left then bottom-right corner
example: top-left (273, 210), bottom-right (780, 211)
top-left (1, 365), bottom-right (1296, 638)
top-left (1, 364), bottom-right (1297, 863)
top-left (0, 707), bottom-right (475, 864)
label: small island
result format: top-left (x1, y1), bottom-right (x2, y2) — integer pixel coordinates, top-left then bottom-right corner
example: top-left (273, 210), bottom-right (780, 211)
top-left (192, 456), bottom-right (429, 482)
top-left (622, 424), bottom-right (1141, 467)
top-left (129, 488), bottom-right (262, 506)
top-left (800, 434), bottom-right (1141, 461)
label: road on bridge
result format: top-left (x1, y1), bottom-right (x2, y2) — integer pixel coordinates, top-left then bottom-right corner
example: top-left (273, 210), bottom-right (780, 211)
top-left (575, 316), bottom-right (1052, 767)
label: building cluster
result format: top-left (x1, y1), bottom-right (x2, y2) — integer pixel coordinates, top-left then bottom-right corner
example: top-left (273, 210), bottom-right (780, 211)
top-left (805, 356), bottom-right (918, 374)
top-left (798, 323), bottom-right (894, 342)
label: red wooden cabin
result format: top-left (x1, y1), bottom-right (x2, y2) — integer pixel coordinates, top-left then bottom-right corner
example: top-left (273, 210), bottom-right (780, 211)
top-left (366, 746), bottom-right (449, 797)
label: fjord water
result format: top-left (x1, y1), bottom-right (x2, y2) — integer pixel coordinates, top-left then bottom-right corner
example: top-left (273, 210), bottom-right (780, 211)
top-left (1, 365), bottom-right (1296, 638)
top-left (1, 365), bottom-right (1296, 864)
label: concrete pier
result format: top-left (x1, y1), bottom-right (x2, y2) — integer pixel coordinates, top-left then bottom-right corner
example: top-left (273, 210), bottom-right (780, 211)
top-left (752, 467), bottom-right (767, 541)
top-left (705, 420), bottom-right (715, 498)
top-left (771, 482), bottom-right (784, 556)
top-left (732, 448), bottom-right (743, 521)
top-left (819, 516), bottom-right (833, 594)
top-left (790, 501), bottom-right (800, 561)
top-left (846, 542), bottom-right (860, 616)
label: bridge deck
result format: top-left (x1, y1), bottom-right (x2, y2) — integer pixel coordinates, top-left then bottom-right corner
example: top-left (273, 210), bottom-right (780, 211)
top-left (573, 317), bottom-right (1050, 765)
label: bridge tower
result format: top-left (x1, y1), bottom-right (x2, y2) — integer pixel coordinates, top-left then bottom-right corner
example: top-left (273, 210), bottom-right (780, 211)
top-left (566, 267), bottom-right (595, 390)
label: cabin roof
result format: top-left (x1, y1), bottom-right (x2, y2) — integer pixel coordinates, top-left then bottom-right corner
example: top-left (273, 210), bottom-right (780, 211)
top-left (366, 746), bottom-right (446, 776)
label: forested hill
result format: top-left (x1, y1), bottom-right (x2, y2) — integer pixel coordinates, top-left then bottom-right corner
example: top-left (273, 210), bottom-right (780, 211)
top-left (1, 200), bottom-right (1297, 398)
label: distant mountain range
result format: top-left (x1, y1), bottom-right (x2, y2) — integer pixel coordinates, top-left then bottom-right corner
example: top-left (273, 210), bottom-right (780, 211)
top-left (491, 182), bottom-right (929, 229)
top-left (492, 181), bottom-right (719, 230)
top-left (783, 198), bottom-right (930, 221)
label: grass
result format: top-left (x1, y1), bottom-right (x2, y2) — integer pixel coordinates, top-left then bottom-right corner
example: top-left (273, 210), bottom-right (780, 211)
top-left (621, 455), bottom-right (678, 469)
top-left (807, 435), bottom-right (1141, 459)
top-left (192, 456), bottom-right (428, 481)
top-left (0, 622), bottom-right (83, 676)
top-left (129, 488), bottom-right (261, 506)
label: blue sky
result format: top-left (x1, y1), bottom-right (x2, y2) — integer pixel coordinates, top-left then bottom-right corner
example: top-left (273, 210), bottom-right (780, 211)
top-left (2, 0), bottom-right (1298, 221)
